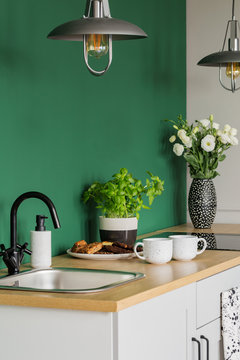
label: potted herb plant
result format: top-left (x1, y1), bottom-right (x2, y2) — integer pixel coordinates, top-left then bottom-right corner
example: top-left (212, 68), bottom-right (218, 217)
top-left (83, 168), bottom-right (164, 245)
top-left (166, 114), bottom-right (238, 228)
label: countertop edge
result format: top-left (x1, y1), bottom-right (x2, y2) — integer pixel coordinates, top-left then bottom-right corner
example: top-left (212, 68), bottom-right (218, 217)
top-left (115, 255), bottom-right (240, 311)
top-left (1, 224), bottom-right (240, 312)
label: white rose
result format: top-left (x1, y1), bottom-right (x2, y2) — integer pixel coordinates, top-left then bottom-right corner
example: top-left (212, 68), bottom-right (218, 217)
top-left (199, 119), bottom-right (210, 128)
top-left (173, 143), bottom-right (184, 156)
top-left (177, 129), bottom-right (187, 141)
top-left (229, 136), bottom-right (239, 146)
top-left (219, 133), bottom-right (230, 144)
top-left (213, 122), bottom-right (220, 130)
top-left (224, 124), bottom-right (231, 132)
top-left (180, 133), bottom-right (190, 144)
top-left (177, 129), bottom-right (192, 148)
top-left (183, 137), bottom-right (192, 148)
top-left (201, 135), bottom-right (216, 152)
top-left (169, 135), bottom-right (176, 143)
top-left (229, 128), bottom-right (237, 136)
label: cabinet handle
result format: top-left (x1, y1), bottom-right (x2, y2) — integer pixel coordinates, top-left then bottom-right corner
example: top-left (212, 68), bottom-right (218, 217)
top-left (192, 337), bottom-right (201, 360)
top-left (200, 335), bottom-right (209, 360)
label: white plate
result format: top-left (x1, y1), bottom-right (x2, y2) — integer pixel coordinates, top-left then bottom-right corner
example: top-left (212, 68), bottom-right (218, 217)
top-left (66, 249), bottom-right (139, 260)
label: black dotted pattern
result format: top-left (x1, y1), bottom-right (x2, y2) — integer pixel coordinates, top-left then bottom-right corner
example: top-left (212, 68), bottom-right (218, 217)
top-left (191, 232), bottom-right (217, 249)
top-left (222, 287), bottom-right (240, 359)
top-left (188, 179), bottom-right (217, 229)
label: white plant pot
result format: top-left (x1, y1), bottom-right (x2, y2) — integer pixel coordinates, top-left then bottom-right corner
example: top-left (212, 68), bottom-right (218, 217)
top-left (99, 216), bottom-right (138, 246)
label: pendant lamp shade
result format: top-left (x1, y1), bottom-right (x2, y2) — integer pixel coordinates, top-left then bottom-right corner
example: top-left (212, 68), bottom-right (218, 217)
top-left (197, 0), bottom-right (240, 92)
top-left (198, 51), bottom-right (240, 67)
top-left (47, 0), bottom-right (147, 76)
top-left (47, 18), bottom-right (147, 41)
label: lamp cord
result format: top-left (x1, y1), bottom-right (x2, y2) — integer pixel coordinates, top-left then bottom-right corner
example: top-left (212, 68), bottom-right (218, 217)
top-left (84, 0), bottom-right (111, 18)
top-left (232, 0), bottom-right (236, 19)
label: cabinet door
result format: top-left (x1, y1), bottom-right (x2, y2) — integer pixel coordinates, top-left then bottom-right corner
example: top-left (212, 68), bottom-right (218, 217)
top-left (197, 265), bottom-right (240, 328)
top-left (115, 283), bottom-right (196, 360)
top-left (195, 318), bottom-right (224, 360)
top-left (0, 305), bottom-right (113, 360)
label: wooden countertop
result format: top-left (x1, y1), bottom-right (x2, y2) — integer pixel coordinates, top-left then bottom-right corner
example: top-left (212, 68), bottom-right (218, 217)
top-left (0, 224), bottom-right (240, 312)
top-left (137, 223), bottom-right (240, 239)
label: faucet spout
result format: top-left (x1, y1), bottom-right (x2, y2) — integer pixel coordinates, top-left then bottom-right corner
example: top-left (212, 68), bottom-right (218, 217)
top-left (0, 191), bottom-right (60, 275)
top-left (10, 191), bottom-right (61, 251)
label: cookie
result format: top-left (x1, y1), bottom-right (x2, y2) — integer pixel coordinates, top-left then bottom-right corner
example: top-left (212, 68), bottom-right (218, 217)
top-left (85, 242), bottom-right (103, 254)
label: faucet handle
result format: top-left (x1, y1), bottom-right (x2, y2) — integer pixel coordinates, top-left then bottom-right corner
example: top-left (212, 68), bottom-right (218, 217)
top-left (0, 243), bottom-right (31, 275)
top-left (16, 243), bottom-right (30, 264)
top-left (17, 243), bottom-right (32, 263)
top-left (0, 246), bottom-right (19, 275)
top-left (17, 243), bottom-right (32, 256)
top-left (0, 244), bottom-right (6, 255)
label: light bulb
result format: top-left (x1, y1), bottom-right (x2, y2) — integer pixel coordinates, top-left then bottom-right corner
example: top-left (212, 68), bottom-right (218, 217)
top-left (86, 34), bottom-right (109, 58)
top-left (226, 62), bottom-right (240, 79)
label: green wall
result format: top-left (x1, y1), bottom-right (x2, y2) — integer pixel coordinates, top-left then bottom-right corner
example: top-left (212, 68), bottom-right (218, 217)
top-left (0, 0), bottom-right (186, 268)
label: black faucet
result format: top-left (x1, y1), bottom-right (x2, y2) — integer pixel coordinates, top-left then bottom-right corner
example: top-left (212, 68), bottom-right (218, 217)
top-left (0, 191), bottom-right (61, 275)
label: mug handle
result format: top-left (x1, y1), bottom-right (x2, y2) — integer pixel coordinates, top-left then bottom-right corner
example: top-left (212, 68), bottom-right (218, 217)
top-left (196, 238), bottom-right (207, 255)
top-left (134, 242), bottom-right (145, 260)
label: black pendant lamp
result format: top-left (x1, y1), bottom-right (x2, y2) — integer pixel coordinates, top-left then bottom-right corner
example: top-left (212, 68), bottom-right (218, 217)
top-left (198, 0), bottom-right (240, 93)
top-left (47, 0), bottom-right (147, 76)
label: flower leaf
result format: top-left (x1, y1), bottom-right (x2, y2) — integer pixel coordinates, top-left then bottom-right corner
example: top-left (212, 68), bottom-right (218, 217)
top-left (219, 154), bottom-right (226, 162)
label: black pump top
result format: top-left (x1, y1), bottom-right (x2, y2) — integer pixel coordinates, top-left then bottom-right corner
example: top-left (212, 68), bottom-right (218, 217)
top-left (35, 215), bottom-right (48, 231)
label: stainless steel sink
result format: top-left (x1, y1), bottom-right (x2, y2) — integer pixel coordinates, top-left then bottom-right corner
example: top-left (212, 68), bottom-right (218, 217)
top-left (0, 267), bottom-right (144, 293)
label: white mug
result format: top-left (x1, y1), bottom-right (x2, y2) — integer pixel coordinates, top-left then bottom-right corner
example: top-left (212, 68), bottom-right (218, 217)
top-left (169, 235), bottom-right (207, 261)
top-left (134, 238), bottom-right (173, 264)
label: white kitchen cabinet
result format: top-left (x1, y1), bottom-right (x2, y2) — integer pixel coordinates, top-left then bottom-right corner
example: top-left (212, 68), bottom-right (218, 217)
top-left (193, 264), bottom-right (240, 360)
top-left (196, 265), bottom-right (240, 328)
top-left (0, 306), bottom-right (114, 360)
top-left (118, 265), bottom-right (240, 360)
top-left (0, 283), bottom-right (196, 360)
top-left (196, 318), bottom-right (224, 360)
top-left (1, 265), bottom-right (240, 360)
top-left (115, 283), bottom-right (196, 360)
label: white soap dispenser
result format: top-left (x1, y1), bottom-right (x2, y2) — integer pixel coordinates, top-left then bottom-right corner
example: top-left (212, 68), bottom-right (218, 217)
top-left (31, 215), bottom-right (52, 269)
